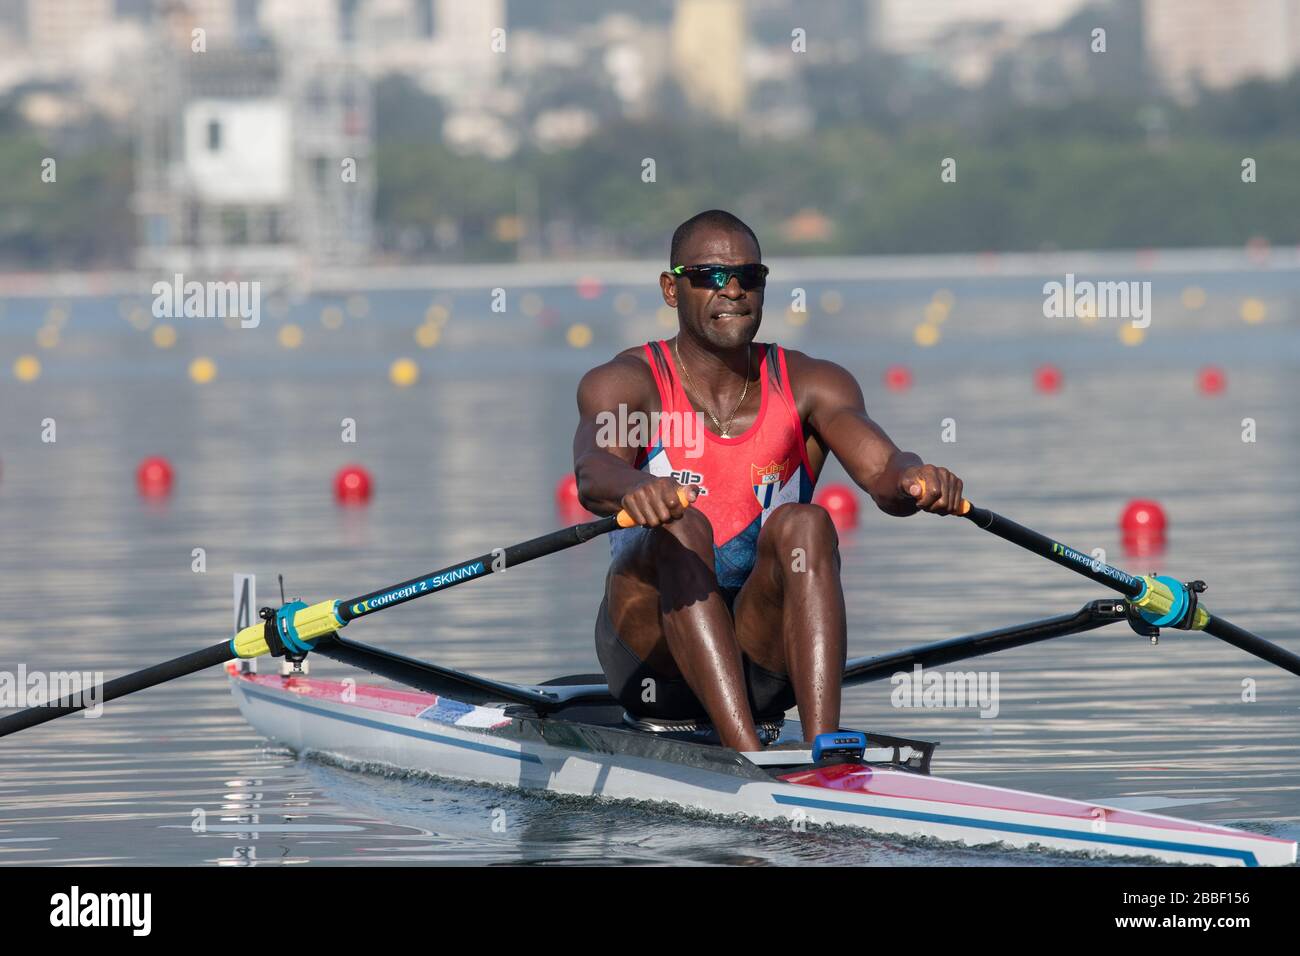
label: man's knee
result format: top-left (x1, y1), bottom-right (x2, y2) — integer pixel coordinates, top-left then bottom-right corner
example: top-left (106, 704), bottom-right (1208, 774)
top-left (648, 508), bottom-right (715, 559)
top-left (763, 503), bottom-right (838, 550)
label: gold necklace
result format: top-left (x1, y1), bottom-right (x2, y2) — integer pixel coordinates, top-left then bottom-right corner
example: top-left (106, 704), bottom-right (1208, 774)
top-left (674, 337), bottom-right (751, 438)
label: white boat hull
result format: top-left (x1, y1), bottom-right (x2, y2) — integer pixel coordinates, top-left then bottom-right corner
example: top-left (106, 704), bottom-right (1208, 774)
top-left (228, 665), bottom-right (1297, 866)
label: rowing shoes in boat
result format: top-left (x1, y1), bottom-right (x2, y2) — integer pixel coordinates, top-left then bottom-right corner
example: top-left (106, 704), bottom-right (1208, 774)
top-left (3, 494), bottom-right (1298, 865)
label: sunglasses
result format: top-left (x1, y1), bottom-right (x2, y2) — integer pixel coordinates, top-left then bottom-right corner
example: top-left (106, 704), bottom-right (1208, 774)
top-left (671, 263), bottom-right (769, 291)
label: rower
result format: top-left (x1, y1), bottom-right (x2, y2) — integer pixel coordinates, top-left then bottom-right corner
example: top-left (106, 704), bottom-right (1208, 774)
top-left (572, 209), bottom-right (966, 751)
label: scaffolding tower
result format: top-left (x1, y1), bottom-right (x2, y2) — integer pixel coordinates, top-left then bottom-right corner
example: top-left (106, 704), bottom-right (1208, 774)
top-left (133, 28), bottom-right (374, 281)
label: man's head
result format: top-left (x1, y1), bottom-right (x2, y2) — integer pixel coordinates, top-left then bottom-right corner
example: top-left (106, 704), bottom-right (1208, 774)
top-left (661, 210), bottom-right (764, 351)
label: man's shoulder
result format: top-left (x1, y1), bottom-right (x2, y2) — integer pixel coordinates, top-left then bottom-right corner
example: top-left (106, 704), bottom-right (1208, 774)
top-left (577, 345), bottom-right (657, 401)
top-left (594, 344), bottom-right (654, 376)
top-left (778, 346), bottom-right (857, 389)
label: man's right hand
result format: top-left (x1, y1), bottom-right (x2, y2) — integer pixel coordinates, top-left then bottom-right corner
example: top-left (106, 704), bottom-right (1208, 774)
top-left (619, 478), bottom-right (699, 528)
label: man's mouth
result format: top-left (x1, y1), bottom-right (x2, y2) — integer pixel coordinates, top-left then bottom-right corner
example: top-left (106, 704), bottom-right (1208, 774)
top-left (713, 310), bottom-right (750, 319)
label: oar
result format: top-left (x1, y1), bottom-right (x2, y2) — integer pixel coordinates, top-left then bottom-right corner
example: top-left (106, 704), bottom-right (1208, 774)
top-left (843, 599), bottom-right (1127, 686)
top-left (309, 631), bottom-right (616, 711)
top-left (951, 497), bottom-right (1300, 677)
top-left (0, 490), bottom-right (689, 738)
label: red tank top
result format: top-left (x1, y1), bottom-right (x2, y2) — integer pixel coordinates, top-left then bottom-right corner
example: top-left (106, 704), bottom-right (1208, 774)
top-left (613, 340), bottom-right (816, 593)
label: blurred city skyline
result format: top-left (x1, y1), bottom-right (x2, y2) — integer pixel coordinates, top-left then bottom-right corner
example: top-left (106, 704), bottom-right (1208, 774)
top-left (1, 0), bottom-right (1299, 274)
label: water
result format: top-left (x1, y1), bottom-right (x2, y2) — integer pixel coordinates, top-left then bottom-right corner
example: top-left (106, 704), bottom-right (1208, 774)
top-left (1, 260), bottom-right (1298, 865)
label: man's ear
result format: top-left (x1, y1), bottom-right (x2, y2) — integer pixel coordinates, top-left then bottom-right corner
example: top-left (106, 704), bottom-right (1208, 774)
top-left (659, 272), bottom-right (678, 307)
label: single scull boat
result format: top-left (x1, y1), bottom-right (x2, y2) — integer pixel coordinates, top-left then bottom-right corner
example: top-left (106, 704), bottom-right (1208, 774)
top-left (226, 600), bottom-right (1298, 867)
top-left (4, 494), bottom-right (1297, 865)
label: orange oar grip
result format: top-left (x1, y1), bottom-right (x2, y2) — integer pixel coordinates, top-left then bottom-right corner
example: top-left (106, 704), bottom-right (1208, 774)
top-left (913, 478), bottom-right (971, 515)
top-left (615, 487), bottom-right (693, 528)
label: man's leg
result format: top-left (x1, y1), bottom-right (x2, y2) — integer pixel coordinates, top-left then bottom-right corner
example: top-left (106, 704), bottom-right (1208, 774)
top-left (604, 510), bottom-right (763, 751)
top-left (732, 503), bottom-right (846, 740)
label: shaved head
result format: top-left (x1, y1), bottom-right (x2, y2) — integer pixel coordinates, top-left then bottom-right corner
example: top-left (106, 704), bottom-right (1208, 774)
top-left (670, 210), bottom-right (761, 267)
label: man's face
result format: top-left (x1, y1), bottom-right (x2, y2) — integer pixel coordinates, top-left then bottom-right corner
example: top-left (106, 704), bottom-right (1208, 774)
top-left (660, 228), bottom-right (764, 350)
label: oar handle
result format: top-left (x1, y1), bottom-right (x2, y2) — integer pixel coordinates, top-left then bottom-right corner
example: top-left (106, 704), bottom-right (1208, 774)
top-left (910, 478), bottom-right (973, 515)
top-left (615, 486), bottom-right (693, 529)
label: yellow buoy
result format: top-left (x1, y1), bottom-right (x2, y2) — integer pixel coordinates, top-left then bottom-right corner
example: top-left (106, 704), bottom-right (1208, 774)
top-left (1240, 298), bottom-right (1267, 324)
top-left (914, 323), bottom-right (940, 347)
top-left (13, 354), bottom-right (41, 381)
top-left (924, 300), bottom-right (950, 324)
top-left (820, 290), bottom-right (843, 315)
top-left (566, 323), bottom-right (593, 348)
top-left (321, 306), bottom-right (344, 329)
top-left (1119, 324), bottom-right (1146, 346)
top-left (152, 324), bottom-right (177, 349)
top-left (390, 358), bottom-right (420, 387)
top-left (278, 324), bottom-right (304, 349)
top-left (36, 325), bottom-right (60, 349)
top-left (1181, 286), bottom-right (1206, 310)
top-left (189, 357), bottom-right (217, 383)
top-left (128, 307), bottom-right (152, 331)
top-left (415, 323), bottom-right (441, 348)
top-left (425, 303), bottom-right (451, 326)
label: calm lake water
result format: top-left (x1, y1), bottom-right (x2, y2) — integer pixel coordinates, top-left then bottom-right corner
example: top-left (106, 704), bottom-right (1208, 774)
top-left (1, 258), bottom-right (1298, 865)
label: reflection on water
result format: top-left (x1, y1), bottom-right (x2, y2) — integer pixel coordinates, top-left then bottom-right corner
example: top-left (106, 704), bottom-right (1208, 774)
top-left (1, 271), bottom-right (1297, 865)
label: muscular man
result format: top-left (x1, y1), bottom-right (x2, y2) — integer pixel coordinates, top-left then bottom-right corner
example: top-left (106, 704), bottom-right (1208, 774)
top-left (573, 209), bottom-right (964, 751)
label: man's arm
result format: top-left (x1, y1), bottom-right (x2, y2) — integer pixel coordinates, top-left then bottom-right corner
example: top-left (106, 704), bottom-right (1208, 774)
top-left (797, 354), bottom-right (964, 517)
top-left (573, 355), bottom-right (693, 526)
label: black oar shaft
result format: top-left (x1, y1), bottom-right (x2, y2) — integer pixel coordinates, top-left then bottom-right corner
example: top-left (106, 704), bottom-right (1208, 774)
top-left (963, 505), bottom-right (1144, 597)
top-left (338, 514), bottom-right (619, 623)
top-left (0, 641), bottom-right (232, 738)
top-left (843, 601), bottom-right (1125, 687)
top-left (961, 502), bottom-right (1300, 677)
top-left (1205, 615), bottom-right (1300, 677)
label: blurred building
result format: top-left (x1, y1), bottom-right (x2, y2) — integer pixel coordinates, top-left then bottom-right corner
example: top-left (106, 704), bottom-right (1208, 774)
top-left (867, 0), bottom-right (1090, 85)
top-left (1143, 0), bottom-right (1300, 99)
top-left (134, 12), bottom-right (374, 276)
top-left (672, 0), bottom-right (747, 121)
top-left (262, 0), bottom-right (510, 155)
top-left (25, 0), bottom-right (113, 53)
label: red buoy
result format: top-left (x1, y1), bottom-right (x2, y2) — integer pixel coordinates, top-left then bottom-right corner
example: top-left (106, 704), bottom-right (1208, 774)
top-left (136, 456), bottom-right (174, 498)
top-left (554, 473), bottom-right (580, 509)
top-left (883, 365), bottom-right (913, 392)
top-left (814, 483), bottom-right (859, 530)
top-left (555, 473), bottom-right (594, 523)
top-left (1196, 366), bottom-right (1226, 395)
top-left (1034, 364), bottom-right (1063, 393)
top-left (333, 464), bottom-right (373, 505)
top-left (1120, 499), bottom-right (1167, 536)
top-left (576, 276), bottom-right (603, 300)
